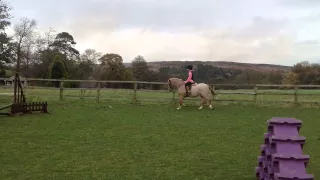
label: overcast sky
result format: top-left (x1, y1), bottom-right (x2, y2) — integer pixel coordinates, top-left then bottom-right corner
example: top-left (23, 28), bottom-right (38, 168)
top-left (7, 0), bottom-right (320, 65)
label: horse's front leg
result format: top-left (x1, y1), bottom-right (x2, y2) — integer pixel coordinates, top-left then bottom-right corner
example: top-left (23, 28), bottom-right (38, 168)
top-left (177, 95), bottom-right (184, 110)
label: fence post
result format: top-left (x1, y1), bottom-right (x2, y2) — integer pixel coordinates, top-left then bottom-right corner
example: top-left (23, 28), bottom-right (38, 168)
top-left (80, 89), bottom-right (84, 100)
top-left (96, 82), bottom-right (101, 103)
top-left (253, 85), bottom-right (258, 103)
top-left (59, 81), bottom-right (64, 101)
top-left (24, 79), bottom-right (28, 95)
top-left (133, 81), bottom-right (137, 103)
top-left (294, 86), bottom-right (298, 104)
top-left (23, 80), bottom-right (27, 95)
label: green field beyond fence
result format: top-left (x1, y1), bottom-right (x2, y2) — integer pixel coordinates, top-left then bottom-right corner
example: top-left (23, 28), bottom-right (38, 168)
top-left (1, 78), bottom-right (320, 107)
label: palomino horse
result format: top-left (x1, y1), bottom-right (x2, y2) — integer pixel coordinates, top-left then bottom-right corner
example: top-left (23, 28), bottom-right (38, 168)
top-left (167, 78), bottom-right (214, 110)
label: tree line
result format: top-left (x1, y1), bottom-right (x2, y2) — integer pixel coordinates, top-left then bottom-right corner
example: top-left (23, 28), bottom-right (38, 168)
top-left (1, 0), bottom-right (319, 89)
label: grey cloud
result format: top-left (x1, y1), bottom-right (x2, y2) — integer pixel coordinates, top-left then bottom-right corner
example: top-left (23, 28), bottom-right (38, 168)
top-left (234, 17), bottom-right (290, 38)
top-left (72, 0), bottom-right (229, 30)
top-left (295, 40), bottom-right (320, 46)
top-left (280, 0), bottom-right (320, 7)
top-left (8, 0), bottom-right (320, 65)
top-left (62, 0), bottom-right (291, 40)
top-left (202, 16), bottom-right (290, 42)
top-left (11, 0), bottom-right (277, 31)
top-left (298, 13), bottom-right (320, 22)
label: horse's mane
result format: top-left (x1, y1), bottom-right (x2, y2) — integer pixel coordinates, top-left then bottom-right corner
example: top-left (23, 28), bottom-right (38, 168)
top-left (168, 77), bottom-right (184, 87)
top-left (169, 77), bottom-right (183, 81)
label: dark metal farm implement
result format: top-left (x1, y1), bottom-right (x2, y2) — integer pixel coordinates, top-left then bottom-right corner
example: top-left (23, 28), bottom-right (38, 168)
top-left (0, 73), bottom-right (48, 116)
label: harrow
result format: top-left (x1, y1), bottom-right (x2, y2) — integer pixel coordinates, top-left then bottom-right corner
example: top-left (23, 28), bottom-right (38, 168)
top-left (0, 73), bottom-right (48, 116)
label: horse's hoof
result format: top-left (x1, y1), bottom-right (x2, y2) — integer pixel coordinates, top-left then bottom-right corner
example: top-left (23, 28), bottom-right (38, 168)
top-left (198, 106), bottom-right (203, 110)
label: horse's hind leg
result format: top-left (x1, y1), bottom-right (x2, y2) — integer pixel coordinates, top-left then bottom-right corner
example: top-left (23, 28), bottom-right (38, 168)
top-left (199, 96), bottom-right (205, 110)
top-left (208, 100), bottom-right (213, 109)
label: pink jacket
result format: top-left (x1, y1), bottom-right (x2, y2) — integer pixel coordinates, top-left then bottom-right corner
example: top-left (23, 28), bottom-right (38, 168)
top-left (184, 70), bottom-right (194, 83)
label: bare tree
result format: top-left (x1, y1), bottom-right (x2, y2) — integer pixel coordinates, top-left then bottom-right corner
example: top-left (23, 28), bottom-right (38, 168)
top-left (80, 48), bottom-right (102, 64)
top-left (13, 17), bottom-right (36, 72)
top-left (35, 27), bottom-right (56, 52)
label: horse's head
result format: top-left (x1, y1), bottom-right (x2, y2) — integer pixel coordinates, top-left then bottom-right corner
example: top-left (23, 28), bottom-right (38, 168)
top-left (167, 78), bottom-right (174, 92)
top-left (167, 78), bottom-right (183, 92)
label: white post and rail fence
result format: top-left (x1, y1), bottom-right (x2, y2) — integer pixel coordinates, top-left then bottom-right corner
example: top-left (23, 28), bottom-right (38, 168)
top-left (1, 78), bottom-right (320, 105)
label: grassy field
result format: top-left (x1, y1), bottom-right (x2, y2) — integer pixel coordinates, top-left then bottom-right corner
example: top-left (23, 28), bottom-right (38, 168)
top-left (0, 100), bottom-right (319, 180)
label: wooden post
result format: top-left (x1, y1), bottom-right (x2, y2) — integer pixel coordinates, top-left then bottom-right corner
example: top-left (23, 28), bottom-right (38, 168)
top-left (133, 81), bottom-right (137, 103)
top-left (253, 85), bottom-right (258, 103)
top-left (13, 73), bottom-right (18, 103)
top-left (96, 82), bottom-right (101, 103)
top-left (23, 80), bottom-right (27, 95)
top-left (294, 86), bottom-right (298, 104)
top-left (59, 81), bottom-right (64, 101)
top-left (80, 89), bottom-right (84, 100)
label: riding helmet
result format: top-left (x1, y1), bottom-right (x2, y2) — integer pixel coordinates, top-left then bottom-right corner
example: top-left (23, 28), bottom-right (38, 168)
top-left (186, 65), bottom-right (193, 70)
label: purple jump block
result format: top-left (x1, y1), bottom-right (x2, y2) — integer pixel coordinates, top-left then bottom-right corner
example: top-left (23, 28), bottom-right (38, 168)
top-left (265, 148), bottom-right (274, 165)
top-left (268, 124), bottom-right (301, 137)
top-left (272, 154), bottom-right (311, 179)
top-left (264, 133), bottom-right (273, 144)
top-left (267, 117), bottom-right (302, 126)
top-left (270, 135), bottom-right (306, 143)
top-left (261, 144), bottom-right (269, 156)
top-left (268, 154), bottom-right (309, 179)
top-left (256, 167), bottom-right (269, 180)
top-left (263, 165), bottom-right (275, 179)
top-left (267, 117), bottom-right (302, 135)
top-left (269, 135), bottom-right (305, 155)
top-left (274, 173), bottom-right (314, 180)
top-left (258, 156), bottom-right (266, 167)
top-left (267, 117), bottom-right (302, 136)
top-left (256, 167), bottom-right (262, 178)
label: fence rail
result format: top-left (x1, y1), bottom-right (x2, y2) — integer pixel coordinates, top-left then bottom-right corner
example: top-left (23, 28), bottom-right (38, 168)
top-left (1, 77), bottom-right (320, 87)
top-left (1, 78), bottom-right (320, 105)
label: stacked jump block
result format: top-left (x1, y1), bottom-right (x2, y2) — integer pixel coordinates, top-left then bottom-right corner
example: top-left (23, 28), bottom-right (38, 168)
top-left (255, 117), bottom-right (314, 180)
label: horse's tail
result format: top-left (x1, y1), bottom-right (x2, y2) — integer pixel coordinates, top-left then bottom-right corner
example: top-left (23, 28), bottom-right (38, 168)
top-left (208, 85), bottom-right (215, 95)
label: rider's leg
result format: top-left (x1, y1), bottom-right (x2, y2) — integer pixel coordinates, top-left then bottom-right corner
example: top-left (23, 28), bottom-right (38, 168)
top-left (185, 82), bottom-right (191, 96)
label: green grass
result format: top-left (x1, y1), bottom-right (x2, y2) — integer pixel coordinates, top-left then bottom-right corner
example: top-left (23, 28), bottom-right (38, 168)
top-left (0, 100), bottom-right (319, 180)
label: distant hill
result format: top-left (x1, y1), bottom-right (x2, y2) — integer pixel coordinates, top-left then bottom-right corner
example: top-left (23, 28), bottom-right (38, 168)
top-left (124, 61), bottom-right (292, 72)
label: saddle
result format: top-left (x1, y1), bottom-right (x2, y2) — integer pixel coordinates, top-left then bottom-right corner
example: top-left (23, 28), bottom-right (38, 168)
top-left (186, 83), bottom-right (197, 89)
